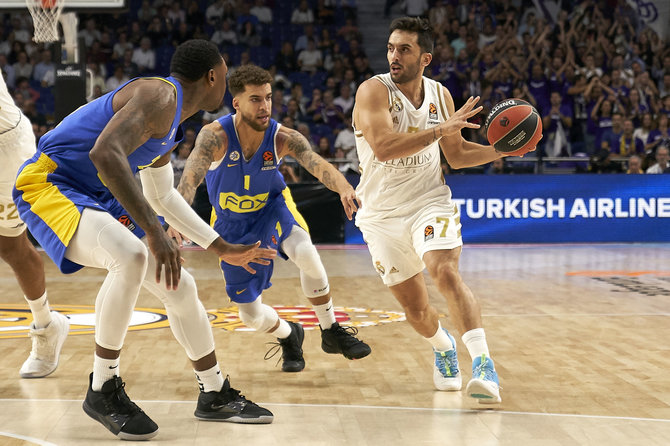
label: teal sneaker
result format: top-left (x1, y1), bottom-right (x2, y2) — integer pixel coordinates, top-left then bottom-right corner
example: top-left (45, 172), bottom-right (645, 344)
top-left (465, 354), bottom-right (501, 403)
top-left (432, 331), bottom-right (462, 391)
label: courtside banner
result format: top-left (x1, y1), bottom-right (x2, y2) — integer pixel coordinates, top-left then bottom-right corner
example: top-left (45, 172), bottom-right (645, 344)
top-left (344, 175), bottom-right (670, 243)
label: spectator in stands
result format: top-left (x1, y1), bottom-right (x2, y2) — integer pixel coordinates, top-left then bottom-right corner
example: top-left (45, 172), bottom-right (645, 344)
top-left (601, 112), bottom-right (624, 153)
top-left (487, 158), bottom-right (506, 175)
top-left (633, 112), bottom-right (654, 148)
top-left (626, 155), bottom-right (643, 174)
top-left (646, 146), bottom-right (669, 174)
top-left (136, 0), bottom-right (156, 24)
top-left (32, 49), bottom-right (53, 87)
top-left (86, 63), bottom-right (106, 101)
top-left (78, 18), bottom-right (102, 48)
top-left (211, 19), bottom-right (237, 46)
top-left (286, 83), bottom-right (307, 115)
top-left (271, 89), bottom-right (287, 121)
top-left (337, 17), bottom-right (361, 42)
top-left (315, 0), bottom-right (335, 26)
top-left (314, 89), bottom-right (344, 131)
top-left (250, 0), bottom-right (273, 24)
top-left (334, 83), bottom-right (354, 116)
top-left (306, 88), bottom-right (324, 119)
top-left (590, 97), bottom-right (615, 150)
top-left (333, 115), bottom-right (357, 174)
top-left (275, 41), bottom-right (298, 74)
top-left (296, 122), bottom-right (317, 150)
top-left (112, 31), bottom-right (133, 62)
top-left (171, 141), bottom-right (193, 187)
top-left (527, 62), bottom-right (550, 115)
top-left (172, 22), bottom-right (193, 46)
top-left (284, 98), bottom-right (306, 126)
top-left (206, 0), bottom-right (228, 27)
top-left (317, 135), bottom-right (333, 159)
top-left (625, 88), bottom-right (648, 127)
top-left (239, 21), bottom-right (261, 48)
top-left (297, 39), bottom-right (323, 73)
top-left (105, 65), bottom-right (129, 93)
top-left (146, 16), bottom-right (170, 48)
top-left (281, 115), bottom-right (295, 129)
top-left (659, 74), bottom-right (670, 99)
top-left (0, 54), bottom-right (16, 89)
top-left (646, 114), bottom-right (670, 155)
top-left (12, 51), bottom-right (32, 81)
top-left (542, 91), bottom-right (573, 157)
top-left (295, 24), bottom-right (319, 53)
top-left (166, 2), bottom-right (186, 27)
top-left (278, 162), bottom-right (300, 183)
top-left (132, 37), bottom-right (156, 74)
top-left (14, 77), bottom-right (39, 104)
top-left (613, 118), bottom-right (644, 157)
top-left (120, 48), bottom-right (139, 79)
top-left (291, 0), bottom-right (315, 25)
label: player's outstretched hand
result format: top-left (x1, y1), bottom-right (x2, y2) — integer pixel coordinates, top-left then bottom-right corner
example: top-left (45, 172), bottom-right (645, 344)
top-left (219, 241), bottom-right (277, 274)
top-left (340, 185), bottom-right (360, 220)
top-left (440, 96), bottom-right (483, 137)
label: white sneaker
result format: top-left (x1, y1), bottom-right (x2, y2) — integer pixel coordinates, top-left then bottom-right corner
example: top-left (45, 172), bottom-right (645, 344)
top-left (465, 354), bottom-right (501, 404)
top-left (20, 311), bottom-right (69, 378)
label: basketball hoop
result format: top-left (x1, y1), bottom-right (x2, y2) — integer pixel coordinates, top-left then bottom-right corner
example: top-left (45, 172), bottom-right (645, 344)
top-left (26, 0), bottom-right (66, 43)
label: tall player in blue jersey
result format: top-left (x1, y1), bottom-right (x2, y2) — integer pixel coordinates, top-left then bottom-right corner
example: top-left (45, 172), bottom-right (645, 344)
top-left (177, 64), bottom-right (371, 373)
top-left (13, 40), bottom-right (276, 440)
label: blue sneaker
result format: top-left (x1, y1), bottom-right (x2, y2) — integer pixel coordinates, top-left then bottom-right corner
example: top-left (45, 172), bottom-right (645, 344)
top-left (432, 331), bottom-right (461, 391)
top-left (466, 354), bottom-right (501, 403)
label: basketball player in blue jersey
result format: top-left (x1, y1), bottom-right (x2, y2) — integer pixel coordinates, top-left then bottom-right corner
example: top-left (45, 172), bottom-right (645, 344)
top-left (13, 40), bottom-right (277, 440)
top-left (176, 64), bottom-right (370, 373)
top-left (353, 18), bottom-right (535, 404)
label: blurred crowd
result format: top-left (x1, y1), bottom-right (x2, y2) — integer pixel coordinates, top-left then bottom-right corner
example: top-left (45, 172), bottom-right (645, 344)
top-left (1, 0), bottom-right (668, 178)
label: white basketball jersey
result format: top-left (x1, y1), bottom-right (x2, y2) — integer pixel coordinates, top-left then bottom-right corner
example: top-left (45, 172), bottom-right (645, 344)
top-left (0, 75), bottom-right (21, 133)
top-left (354, 73), bottom-right (451, 220)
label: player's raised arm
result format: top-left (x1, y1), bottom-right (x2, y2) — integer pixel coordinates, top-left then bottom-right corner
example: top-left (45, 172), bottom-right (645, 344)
top-left (278, 127), bottom-right (359, 219)
top-left (354, 79), bottom-right (482, 162)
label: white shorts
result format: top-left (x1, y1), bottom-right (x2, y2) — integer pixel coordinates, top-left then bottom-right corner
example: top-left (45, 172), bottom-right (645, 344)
top-left (357, 198), bottom-right (462, 286)
top-left (0, 114), bottom-right (36, 237)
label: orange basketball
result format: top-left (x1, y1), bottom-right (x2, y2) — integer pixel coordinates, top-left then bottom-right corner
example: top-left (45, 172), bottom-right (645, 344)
top-left (41, 0), bottom-right (57, 8)
top-left (485, 99), bottom-right (543, 156)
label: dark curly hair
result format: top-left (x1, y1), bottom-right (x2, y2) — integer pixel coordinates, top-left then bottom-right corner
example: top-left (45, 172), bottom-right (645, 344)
top-left (228, 64), bottom-right (274, 97)
top-left (170, 39), bottom-right (222, 82)
top-left (389, 17), bottom-right (434, 54)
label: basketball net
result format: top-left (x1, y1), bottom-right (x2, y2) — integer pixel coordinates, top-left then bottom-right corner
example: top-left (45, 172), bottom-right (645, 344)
top-left (26, 0), bottom-right (66, 43)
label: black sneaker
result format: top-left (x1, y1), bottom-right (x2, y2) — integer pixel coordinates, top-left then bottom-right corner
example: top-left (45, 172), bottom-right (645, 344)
top-left (82, 372), bottom-right (158, 441)
top-left (321, 322), bottom-right (371, 360)
top-left (264, 321), bottom-right (305, 372)
top-left (194, 377), bottom-right (273, 424)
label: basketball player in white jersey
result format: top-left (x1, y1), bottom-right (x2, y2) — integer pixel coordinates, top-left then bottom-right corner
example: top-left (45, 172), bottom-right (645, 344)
top-left (353, 17), bottom-right (535, 404)
top-left (0, 74), bottom-right (69, 379)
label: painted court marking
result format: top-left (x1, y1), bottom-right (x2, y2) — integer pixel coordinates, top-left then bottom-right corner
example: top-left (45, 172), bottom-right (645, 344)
top-left (1, 398), bottom-right (669, 424)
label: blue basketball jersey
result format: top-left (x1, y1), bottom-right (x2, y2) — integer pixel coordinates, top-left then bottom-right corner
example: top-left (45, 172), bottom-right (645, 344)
top-left (206, 114), bottom-right (308, 303)
top-left (37, 76), bottom-right (184, 198)
top-left (206, 114), bottom-right (287, 224)
top-left (13, 76), bottom-right (183, 273)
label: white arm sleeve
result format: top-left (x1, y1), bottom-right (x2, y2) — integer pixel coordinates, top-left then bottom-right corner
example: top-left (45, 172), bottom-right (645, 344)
top-left (139, 163), bottom-right (219, 249)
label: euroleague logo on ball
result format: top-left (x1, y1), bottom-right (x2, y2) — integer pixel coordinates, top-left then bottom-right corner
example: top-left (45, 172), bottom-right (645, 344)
top-left (499, 116), bottom-right (509, 127)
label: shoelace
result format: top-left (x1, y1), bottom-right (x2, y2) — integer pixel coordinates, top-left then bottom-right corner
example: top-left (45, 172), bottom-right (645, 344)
top-left (329, 325), bottom-right (361, 346)
top-left (473, 357), bottom-right (496, 382)
top-left (106, 381), bottom-right (141, 415)
top-left (435, 350), bottom-right (458, 377)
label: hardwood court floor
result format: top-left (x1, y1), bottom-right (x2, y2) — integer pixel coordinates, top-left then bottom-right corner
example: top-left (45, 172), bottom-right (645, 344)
top-left (1, 243), bottom-right (670, 445)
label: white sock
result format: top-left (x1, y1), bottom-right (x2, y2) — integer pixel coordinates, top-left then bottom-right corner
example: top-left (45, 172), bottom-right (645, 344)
top-left (195, 364), bottom-right (224, 393)
top-left (92, 354), bottom-right (120, 391)
top-left (313, 298), bottom-right (336, 329)
top-left (26, 291), bottom-right (52, 329)
top-left (426, 321), bottom-right (454, 352)
top-left (274, 319), bottom-right (292, 339)
top-left (461, 328), bottom-right (490, 361)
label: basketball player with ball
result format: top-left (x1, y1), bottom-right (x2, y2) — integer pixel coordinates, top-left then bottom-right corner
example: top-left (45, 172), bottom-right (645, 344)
top-left (353, 17), bottom-right (539, 404)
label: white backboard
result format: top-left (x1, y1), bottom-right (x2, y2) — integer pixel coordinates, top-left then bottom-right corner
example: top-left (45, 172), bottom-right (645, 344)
top-left (1, 1), bottom-right (126, 8)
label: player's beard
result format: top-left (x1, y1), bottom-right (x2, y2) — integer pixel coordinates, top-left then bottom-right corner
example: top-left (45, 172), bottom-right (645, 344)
top-left (390, 57), bottom-right (422, 84)
top-left (240, 110), bottom-right (270, 132)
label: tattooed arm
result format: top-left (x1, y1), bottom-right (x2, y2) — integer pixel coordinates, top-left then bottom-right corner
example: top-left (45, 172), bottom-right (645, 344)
top-left (277, 126), bottom-right (360, 220)
top-left (177, 121), bottom-right (227, 205)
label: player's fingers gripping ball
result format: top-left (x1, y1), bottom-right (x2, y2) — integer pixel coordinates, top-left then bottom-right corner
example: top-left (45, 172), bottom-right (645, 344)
top-left (485, 99), bottom-right (543, 157)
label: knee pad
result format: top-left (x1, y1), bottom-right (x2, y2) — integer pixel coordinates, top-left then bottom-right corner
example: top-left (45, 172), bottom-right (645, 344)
top-left (282, 227), bottom-right (329, 297)
top-left (238, 298), bottom-right (279, 333)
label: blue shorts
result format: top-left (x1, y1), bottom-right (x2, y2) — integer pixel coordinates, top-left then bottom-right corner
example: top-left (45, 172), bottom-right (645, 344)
top-left (13, 152), bottom-right (147, 274)
top-left (214, 198), bottom-right (308, 303)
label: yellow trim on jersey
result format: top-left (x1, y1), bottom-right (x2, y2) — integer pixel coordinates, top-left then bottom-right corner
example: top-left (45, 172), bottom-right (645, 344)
top-left (210, 207), bottom-right (217, 227)
top-left (282, 187), bottom-right (309, 233)
top-left (218, 191), bottom-right (269, 213)
top-left (143, 76), bottom-right (178, 95)
top-left (14, 153), bottom-right (80, 245)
